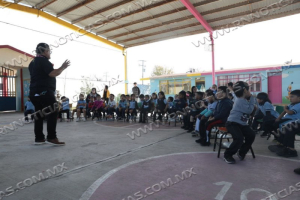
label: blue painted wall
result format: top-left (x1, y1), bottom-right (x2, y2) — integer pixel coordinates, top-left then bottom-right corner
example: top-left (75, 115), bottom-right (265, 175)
top-left (149, 65), bottom-right (300, 100)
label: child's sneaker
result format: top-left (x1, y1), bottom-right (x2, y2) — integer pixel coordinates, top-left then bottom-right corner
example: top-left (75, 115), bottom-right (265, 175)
top-left (268, 144), bottom-right (284, 152)
top-left (76, 118), bottom-right (80, 122)
top-left (191, 131), bottom-right (199, 137)
top-left (237, 151), bottom-right (245, 161)
top-left (294, 167), bottom-right (300, 175)
top-left (224, 155), bottom-right (236, 164)
top-left (276, 147), bottom-right (298, 158)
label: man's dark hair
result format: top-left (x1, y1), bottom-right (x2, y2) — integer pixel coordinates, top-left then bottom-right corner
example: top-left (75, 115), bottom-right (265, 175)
top-left (36, 43), bottom-right (50, 54)
top-left (131, 94), bottom-right (135, 97)
top-left (228, 82), bottom-right (233, 87)
top-left (145, 95), bottom-right (150, 99)
top-left (134, 82), bottom-right (137, 84)
top-left (168, 96), bottom-right (174, 101)
top-left (291, 90), bottom-right (300, 97)
top-left (61, 96), bottom-right (66, 100)
top-left (96, 94), bottom-right (101, 97)
top-left (139, 94), bottom-right (144, 98)
top-left (218, 86), bottom-right (227, 93)
top-left (121, 94), bottom-right (125, 97)
top-left (110, 94), bottom-right (114, 97)
top-left (105, 85), bottom-right (108, 89)
top-left (126, 94), bottom-right (130, 97)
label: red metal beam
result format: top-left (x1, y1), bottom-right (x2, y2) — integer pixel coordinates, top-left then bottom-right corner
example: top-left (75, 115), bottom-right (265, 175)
top-left (180, 0), bottom-right (213, 34)
top-left (180, 0), bottom-right (215, 84)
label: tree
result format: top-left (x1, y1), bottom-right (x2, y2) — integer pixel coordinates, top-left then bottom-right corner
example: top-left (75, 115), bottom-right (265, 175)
top-left (79, 76), bottom-right (96, 95)
top-left (151, 65), bottom-right (174, 77)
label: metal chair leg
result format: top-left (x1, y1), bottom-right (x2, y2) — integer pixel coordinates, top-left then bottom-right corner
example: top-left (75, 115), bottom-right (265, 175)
top-left (213, 129), bottom-right (219, 151)
top-left (217, 134), bottom-right (225, 158)
top-left (250, 146), bottom-right (255, 158)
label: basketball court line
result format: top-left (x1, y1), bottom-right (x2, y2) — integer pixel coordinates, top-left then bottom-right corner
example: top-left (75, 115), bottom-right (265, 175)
top-left (79, 152), bottom-right (300, 200)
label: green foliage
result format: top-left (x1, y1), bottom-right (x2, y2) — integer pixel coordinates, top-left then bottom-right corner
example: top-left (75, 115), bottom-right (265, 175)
top-left (151, 65), bottom-right (174, 77)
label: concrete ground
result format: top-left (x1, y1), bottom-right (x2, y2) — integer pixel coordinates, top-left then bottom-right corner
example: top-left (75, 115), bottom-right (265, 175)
top-left (0, 112), bottom-right (299, 200)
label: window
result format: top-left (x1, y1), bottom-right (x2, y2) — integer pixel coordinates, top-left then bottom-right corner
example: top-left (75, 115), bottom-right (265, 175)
top-left (159, 81), bottom-right (168, 94)
top-left (159, 79), bottom-right (191, 95)
top-left (217, 73), bottom-right (261, 92)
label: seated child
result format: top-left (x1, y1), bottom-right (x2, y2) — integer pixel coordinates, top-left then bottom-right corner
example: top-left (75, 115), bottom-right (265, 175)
top-left (127, 94), bottom-right (138, 121)
top-left (186, 92), bottom-right (205, 132)
top-left (24, 97), bottom-right (35, 122)
top-left (153, 91), bottom-right (167, 121)
top-left (116, 94), bottom-right (127, 120)
top-left (166, 96), bottom-right (174, 115)
top-left (87, 97), bottom-right (95, 118)
top-left (92, 94), bottom-right (104, 120)
top-left (172, 91), bottom-right (187, 114)
top-left (139, 95), bottom-right (151, 123)
top-left (138, 94), bottom-right (145, 110)
top-left (186, 91), bottom-right (191, 105)
top-left (58, 96), bottom-right (70, 122)
top-left (193, 90), bottom-right (217, 137)
top-left (150, 93), bottom-right (158, 114)
top-left (268, 89), bottom-right (300, 157)
top-left (255, 92), bottom-right (279, 137)
top-left (76, 94), bottom-right (87, 122)
top-left (224, 81), bottom-right (256, 164)
top-left (105, 94), bottom-right (116, 118)
top-left (197, 86), bottom-right (233, 146)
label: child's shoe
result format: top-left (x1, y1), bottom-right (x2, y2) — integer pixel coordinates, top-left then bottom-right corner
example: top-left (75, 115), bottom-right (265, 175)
top-left (82, 118), bottom-right (86, 122)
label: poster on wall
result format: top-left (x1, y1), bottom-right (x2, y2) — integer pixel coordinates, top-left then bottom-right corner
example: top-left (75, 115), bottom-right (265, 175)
top-left (282, 66), bottom-right (300, 104)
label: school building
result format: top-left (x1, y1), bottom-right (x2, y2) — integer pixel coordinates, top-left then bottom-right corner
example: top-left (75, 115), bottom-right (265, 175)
top-left (0, 45), bottom-right (33, 112)
top-left (149, 63), bottom-right (300, 104)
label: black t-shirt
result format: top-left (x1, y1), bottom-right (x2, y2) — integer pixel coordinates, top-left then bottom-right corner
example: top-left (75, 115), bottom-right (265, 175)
top-left (29, 56), bottom-right (55, 94)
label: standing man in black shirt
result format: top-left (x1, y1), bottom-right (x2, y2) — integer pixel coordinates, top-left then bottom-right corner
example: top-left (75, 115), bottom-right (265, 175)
top-left (132, 82), bottom-right (140, 101)
top-left (29, 43), bottom-right (70, 145)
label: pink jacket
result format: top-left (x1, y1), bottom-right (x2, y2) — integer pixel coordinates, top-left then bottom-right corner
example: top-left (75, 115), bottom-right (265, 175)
top-left (93, 100), bottom-right (104, 109)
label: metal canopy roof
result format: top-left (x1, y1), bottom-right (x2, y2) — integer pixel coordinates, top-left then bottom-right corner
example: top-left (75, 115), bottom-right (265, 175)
top-left (4, 0), bottom-right (300, 48)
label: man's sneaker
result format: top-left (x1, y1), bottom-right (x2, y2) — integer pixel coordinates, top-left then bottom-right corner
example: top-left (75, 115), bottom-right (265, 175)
top-left (76, 118), bottom-right (80, 122)
top-left (237, 151), bottom-right (245, 161)
top-left (268, 144), bottom-right (284, 152)
top-left (82, 118), bottom-right (86, 122)
top-left (276, 147), bottom-right (298, 158)
top-left (224, 155), bottom-right (236, 164)
top-left (46, 138), bottom-right (65, 146)
top-left (294, 167), bottom-right (300, 175)
top-left (34, 140), bottom-right (46, 145)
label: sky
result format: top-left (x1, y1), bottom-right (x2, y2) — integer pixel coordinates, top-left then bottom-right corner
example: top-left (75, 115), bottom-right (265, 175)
top-left (0, 5), bottom-right (300, 99)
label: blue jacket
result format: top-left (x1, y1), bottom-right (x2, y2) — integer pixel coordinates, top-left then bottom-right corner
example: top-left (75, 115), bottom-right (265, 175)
top-left (213, 97), bottom-right (233, 123)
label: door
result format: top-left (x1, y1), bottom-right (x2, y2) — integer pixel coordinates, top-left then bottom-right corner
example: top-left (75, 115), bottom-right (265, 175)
top-left (268, 72), bottom-right (282, 104)
top-left (0, 66), bottom-right (17, 111)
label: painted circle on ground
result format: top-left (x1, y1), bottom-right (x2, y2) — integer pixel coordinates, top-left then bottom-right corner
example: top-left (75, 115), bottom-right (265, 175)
top-left (80, 152), bottom-right (300, 200)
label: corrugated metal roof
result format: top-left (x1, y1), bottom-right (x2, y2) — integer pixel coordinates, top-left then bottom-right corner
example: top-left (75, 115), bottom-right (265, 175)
top-left (13, 0), bottom-right (300, 48)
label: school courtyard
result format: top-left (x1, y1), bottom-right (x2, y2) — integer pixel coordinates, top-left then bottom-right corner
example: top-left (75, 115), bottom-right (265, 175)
top-left (0, 112), bottom-right (299, 200)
